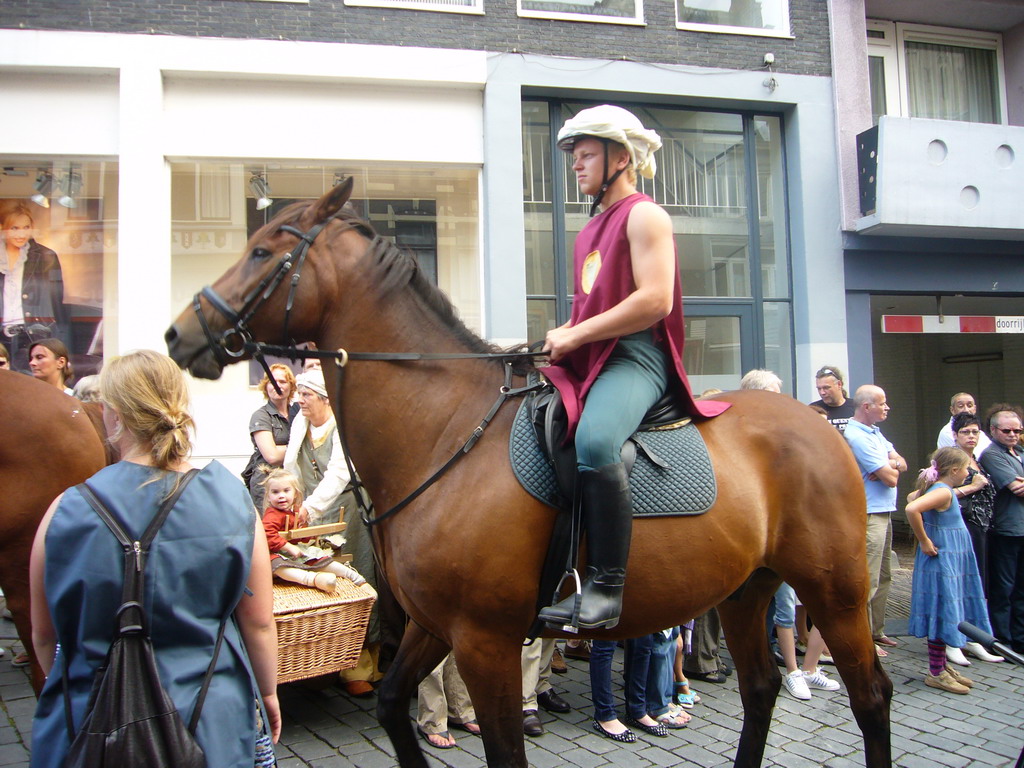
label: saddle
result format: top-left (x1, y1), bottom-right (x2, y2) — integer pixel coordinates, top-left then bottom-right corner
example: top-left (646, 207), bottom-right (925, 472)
top-left (510, 380), bottom-right (717, 516)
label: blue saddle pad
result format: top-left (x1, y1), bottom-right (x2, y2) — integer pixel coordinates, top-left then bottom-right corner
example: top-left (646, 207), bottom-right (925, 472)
top-left (509, 396), bottom-right (717, 517)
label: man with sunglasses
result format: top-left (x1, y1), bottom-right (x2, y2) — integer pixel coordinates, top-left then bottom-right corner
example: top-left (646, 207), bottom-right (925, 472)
top-left (979, 404), bottom-right (1024, 652)
top-left (809, 365), bottom-right (855, 433)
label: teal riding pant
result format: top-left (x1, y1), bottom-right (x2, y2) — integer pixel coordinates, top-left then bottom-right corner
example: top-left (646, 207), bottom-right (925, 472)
top-left (575, 331), bottom-right (670, 471)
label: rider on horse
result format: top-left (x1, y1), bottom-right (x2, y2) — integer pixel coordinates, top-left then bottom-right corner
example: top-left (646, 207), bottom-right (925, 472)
top-left (538, 105), bottom-right (729, 631)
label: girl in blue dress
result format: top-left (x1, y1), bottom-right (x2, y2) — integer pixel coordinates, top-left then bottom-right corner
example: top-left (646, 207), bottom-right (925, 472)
top-left (906, 447), bottom-right (994, 695)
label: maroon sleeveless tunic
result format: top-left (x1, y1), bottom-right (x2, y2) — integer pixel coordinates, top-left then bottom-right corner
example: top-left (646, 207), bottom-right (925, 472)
top-left (543, 193), bottom-right (730, 432)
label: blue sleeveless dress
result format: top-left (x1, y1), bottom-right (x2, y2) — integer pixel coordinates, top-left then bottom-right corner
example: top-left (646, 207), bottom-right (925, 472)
top-left (31, 461), bottom-right (261, 768)
top-left (907, 482), bottom-right (993, 646)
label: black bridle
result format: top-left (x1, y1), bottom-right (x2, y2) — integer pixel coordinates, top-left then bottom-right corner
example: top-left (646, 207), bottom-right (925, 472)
top-left (191, 210), bottom-right (545, 527)
top-left (193, 217), bottom-right (339, 389)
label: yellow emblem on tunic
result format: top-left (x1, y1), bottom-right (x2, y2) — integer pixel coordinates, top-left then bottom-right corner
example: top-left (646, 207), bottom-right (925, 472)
top-left (581, 250), bottom-right (601, 295)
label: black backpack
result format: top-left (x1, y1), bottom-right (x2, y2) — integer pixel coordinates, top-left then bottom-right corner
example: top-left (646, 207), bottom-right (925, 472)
top-left (61, 470), bottom-right (226, 768)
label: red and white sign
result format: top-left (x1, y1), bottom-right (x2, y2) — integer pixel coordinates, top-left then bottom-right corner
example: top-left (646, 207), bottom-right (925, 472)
top-left (881, 315), bottom-right (1024, 334)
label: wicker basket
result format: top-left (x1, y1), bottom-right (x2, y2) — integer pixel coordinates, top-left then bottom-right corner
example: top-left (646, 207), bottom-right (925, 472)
top-left (273, 578), bottom-right (375, 684)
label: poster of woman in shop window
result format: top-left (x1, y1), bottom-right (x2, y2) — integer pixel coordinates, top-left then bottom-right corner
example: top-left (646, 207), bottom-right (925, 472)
top-left (0, 200), bottom-right (69, 373)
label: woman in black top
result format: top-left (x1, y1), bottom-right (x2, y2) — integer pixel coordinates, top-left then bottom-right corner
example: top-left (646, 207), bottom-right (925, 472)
top-left (243, 363), bottom-right (299, 511)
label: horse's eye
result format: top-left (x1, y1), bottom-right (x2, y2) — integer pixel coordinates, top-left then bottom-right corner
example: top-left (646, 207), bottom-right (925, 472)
top-left (250, 248), bottom-right (273, 261)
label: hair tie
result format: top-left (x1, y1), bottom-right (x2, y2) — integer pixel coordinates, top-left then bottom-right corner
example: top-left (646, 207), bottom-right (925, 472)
top-left (924, 460), bottom-right (939, 483)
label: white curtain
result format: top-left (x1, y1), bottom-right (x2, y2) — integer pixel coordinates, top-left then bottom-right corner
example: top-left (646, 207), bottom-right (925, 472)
top-left (905, 41), bottom-right (999, 124)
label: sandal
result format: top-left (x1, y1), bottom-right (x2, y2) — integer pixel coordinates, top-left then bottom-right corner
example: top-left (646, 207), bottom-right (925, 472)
top-left (656, 709), bottom-right (690, 729)
top-left (418, 728), bottom-right (455, 749)
top-left (11, 653), bottom-right (30, 668)
top-left (450, 719), bottom-right (481, 736)
top-left (624, 716), bottom-right (668, 738)
top-left (875, 644), bottom-right (889, 658)
top-left (675, 691), bottom-right (700, 709)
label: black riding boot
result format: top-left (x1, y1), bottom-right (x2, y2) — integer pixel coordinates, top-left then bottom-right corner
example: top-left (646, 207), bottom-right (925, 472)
top-left (538, 462), bottom-right (633, 630)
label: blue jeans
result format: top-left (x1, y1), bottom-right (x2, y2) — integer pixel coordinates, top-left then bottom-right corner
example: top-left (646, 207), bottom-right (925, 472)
top-left (621, 630), bottom-right (677, 720)
top-left (589, 640), bottom-right (619, 722)
top-left (646, 629), bottom-right (678, 718)
top-left (576, 331), bottom-right (670, 470)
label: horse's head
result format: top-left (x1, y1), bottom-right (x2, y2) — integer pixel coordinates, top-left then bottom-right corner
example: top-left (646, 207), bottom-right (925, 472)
top-left (166, 177), bottom-right (362, 379)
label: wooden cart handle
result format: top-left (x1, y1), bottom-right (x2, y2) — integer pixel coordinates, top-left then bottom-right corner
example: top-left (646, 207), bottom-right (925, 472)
top-left (283, 521), bottom-right (347, 540)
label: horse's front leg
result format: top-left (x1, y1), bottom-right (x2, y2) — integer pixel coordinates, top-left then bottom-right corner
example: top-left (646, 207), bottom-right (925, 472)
top-left (376, 620), bottom-right (450, 768)
top-left (453, 629), bottom-right (531, 768)
top-left (717, 569), bottom-right (783, 768)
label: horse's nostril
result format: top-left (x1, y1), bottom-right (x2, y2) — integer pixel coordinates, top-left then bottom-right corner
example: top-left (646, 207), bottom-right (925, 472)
top-left (164, 326), bottom-right (178, 345)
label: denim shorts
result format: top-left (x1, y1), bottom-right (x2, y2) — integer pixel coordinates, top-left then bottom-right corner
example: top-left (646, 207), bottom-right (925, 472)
top-left (773, 582), bottom-right (797, 628)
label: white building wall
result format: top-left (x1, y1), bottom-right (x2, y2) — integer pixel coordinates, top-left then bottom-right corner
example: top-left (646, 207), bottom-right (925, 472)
top-left (0, 29), bottom-right (488, 468)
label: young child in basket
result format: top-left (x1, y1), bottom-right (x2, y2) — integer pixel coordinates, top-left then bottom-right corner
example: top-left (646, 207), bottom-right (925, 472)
top-left (906, 447), bottom-right (992, 695)
top-left (262, 468), bottom-right (371, 594)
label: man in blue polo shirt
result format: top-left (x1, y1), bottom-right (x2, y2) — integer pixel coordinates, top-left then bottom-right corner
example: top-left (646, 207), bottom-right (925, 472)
top-left (845, 384), bottom-right (907, 654)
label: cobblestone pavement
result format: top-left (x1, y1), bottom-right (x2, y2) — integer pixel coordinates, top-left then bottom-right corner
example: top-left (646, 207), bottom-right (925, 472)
top-left (2, 605), bottom-right (1023, 768)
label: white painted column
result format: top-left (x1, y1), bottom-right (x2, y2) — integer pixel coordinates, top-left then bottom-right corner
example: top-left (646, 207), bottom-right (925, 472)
top-left (115, 58), bottom-right (171, 354)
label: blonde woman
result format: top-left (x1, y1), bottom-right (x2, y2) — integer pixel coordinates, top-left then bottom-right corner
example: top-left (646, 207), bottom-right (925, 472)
top-left (29, 350), bottom-right (280, 767)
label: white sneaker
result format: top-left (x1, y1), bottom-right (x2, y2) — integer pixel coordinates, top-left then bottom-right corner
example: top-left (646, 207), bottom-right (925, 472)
top-left (963, 641), bottom-right (1004, 663)
top-left (945, 646), bottom-right (971, 666)
top-left (802, 667), bottom-right (840, 691)
top-left (782, 669), bottom-right (811, 700)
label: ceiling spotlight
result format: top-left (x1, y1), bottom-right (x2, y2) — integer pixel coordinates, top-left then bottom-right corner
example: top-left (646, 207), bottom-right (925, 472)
top-left (249, 172), bottom-right (272, 211)
top-left (56, 168), bottom-right (83, 208)
top-left (31, 170), bottom-right (55, 208)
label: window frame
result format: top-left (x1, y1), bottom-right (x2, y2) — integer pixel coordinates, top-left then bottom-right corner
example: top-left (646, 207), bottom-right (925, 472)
top-left (517, 0), bottom-right (644, 27)
top-left (345, 0), bottom-right (484, 14)
top-left (675, 0), bottom-right (791, 39)
top-left (866, 20), bottom-right (1007, 125)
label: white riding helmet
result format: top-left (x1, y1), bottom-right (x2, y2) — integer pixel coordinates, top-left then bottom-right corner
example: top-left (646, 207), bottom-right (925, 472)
top-left (556, 105), bottom-right (663, 180)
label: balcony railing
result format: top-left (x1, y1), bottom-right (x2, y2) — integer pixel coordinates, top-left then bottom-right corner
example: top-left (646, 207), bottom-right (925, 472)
top-left (856, 116), bottom-right (1024, 240)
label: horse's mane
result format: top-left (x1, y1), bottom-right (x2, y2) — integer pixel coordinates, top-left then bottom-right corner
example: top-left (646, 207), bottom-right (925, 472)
top-left (269, 200), bottom-right (510, 363)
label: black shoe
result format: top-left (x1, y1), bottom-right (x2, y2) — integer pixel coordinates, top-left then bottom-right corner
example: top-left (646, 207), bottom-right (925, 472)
top-left (537, 464), bottom-right (633, 630)
top-left (719, 661), bottom-right (732, 677)
top-left (523, 710), bottom-right (544, 736)
top-left (537, 689), bottom-right (570, 713)
top-left (688, 669), bottom-right (727, 684)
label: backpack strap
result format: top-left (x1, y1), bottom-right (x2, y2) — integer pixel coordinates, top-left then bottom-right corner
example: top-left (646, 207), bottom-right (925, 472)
top-left (79, 469), bottom-right (200, 610)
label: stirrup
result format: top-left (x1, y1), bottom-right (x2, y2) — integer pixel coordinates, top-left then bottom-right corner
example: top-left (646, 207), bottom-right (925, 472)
top-left (537, 568), bottom-right (583, 633)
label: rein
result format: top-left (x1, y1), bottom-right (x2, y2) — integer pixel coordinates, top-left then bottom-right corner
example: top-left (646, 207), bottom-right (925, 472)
top-left (193, 210), bottom-right (547, 528)
top-left (243, 339), bottom-right (545, 528)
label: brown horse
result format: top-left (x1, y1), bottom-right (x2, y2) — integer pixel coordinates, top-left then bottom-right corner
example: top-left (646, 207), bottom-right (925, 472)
top-left (166, 179), bottom-right (892, 768)
top-left (0, 371), bottom-right (110, 692)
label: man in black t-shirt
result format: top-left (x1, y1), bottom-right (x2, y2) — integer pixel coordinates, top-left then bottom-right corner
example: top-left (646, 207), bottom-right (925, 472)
top-left (809, 365), bottom-right (856, 433)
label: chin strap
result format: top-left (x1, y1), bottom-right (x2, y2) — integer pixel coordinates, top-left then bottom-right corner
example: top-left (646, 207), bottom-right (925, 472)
top-left (588, 140), bottom-right (626, 217)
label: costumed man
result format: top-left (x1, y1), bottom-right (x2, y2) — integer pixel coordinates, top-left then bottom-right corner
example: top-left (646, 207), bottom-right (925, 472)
top-left (284, 368), bottom-right (381, 696)
top-left (537, 105), bottom-right (730, 631)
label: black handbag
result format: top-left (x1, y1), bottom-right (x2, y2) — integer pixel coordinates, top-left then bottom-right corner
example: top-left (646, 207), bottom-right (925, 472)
top-left (61, 470), bottom-right (226, 768)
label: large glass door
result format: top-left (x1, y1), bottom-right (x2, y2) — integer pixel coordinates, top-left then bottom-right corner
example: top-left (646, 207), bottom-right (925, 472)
top-left (682, 305), bottom-right (756, 394)
top-left (522, 99), bottom-right (792, 388)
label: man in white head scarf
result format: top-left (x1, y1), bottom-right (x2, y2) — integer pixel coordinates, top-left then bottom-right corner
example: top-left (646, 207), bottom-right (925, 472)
top-left (284, 369), bottom-right (382, 695)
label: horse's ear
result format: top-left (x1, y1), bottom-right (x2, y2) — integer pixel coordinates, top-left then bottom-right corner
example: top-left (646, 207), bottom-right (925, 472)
top-left (313, 176), bottom-right (354, 223)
